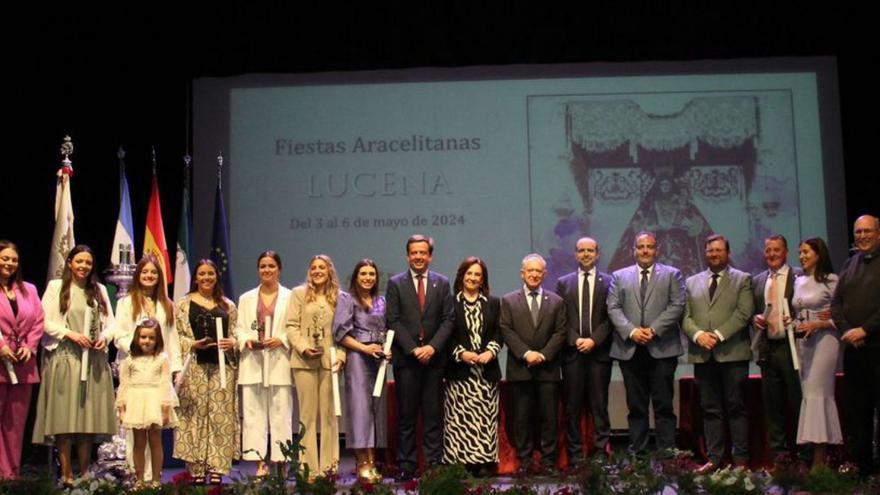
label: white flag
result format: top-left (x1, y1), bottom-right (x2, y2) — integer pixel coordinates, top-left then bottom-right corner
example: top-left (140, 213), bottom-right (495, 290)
top-left (110, 167), bottom-right (135, 266)
top-left (47, 166), bottom-right (75, 282)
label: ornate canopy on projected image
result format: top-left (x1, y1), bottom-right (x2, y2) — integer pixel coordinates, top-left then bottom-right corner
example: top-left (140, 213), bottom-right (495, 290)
top-left (533, 93), bottom-right (802, 284)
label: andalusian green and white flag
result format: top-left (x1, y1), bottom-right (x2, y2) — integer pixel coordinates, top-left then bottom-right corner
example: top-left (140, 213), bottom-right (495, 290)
top-left (173, 159), bottom-right (194, 301)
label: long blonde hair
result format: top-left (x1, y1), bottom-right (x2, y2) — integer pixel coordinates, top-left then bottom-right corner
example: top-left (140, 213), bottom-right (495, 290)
top-left (304, 254), bottom-right (339, 308)
top-left (130, 254), bottom-right (174, 321)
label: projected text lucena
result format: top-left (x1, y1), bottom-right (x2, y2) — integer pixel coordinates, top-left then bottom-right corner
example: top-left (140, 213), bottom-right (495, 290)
top-left (307, 171), bottom-right (452, 198)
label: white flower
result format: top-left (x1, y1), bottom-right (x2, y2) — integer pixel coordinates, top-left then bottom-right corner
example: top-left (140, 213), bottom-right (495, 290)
top-left (89, 480), bottom-right (99, 491)
top-left (744, 478), bottom-right (755, 491)
top-left (723, 476), bottom-right (737, 486)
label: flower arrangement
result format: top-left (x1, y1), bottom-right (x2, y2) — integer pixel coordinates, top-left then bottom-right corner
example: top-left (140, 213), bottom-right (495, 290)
top-left (694, 466), bottom-right (765, 495)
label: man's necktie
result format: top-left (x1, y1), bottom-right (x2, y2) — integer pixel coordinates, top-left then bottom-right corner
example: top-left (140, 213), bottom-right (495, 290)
top-left (581, 273), bottom-right (591, 336)
top-left (639, 269), bottom-right (649, 327)
top-left (417, 274), bottom-right (426, 342)
top-left (709, 273), bottom-right (719, 301)
top-left (529, 291), bottom-right (539, 327)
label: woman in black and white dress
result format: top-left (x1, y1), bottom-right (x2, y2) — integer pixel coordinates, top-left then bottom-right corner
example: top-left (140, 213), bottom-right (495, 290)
top-left (442, 257), bottom-right (501, 475)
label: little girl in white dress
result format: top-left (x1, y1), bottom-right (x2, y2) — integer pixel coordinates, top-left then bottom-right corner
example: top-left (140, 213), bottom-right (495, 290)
top-left (116, 318), bottom-right (179, 487)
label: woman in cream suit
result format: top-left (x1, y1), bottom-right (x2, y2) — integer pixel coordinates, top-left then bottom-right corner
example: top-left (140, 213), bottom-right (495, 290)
top-left (285, 254), bottom-right (352, 476)
top-left (32, 245), bottom-right (116, 484)
top-left (113, 254), bottom-right (181, 481)
top-left (236, 251), bottom-right (293, 476)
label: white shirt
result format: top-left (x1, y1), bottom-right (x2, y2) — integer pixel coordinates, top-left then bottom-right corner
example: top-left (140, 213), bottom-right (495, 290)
top-left (763, 264), bottom-right (790, 339)
top-left (522, 285), bottom-right (543, 311)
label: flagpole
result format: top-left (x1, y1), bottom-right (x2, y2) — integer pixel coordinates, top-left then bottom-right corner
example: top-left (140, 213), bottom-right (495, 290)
top-left (217, 150), bottom-right (223, 189)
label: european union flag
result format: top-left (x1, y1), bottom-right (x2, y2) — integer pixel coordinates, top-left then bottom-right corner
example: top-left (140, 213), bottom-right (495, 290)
top-left (211, 179), bottom-right (234, 298)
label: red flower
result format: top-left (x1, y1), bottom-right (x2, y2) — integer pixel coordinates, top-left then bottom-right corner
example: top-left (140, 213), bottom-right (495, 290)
top-left (403, 478), bottom-right (419, 492)
top-left (171, 471), bottom-right (194, 485)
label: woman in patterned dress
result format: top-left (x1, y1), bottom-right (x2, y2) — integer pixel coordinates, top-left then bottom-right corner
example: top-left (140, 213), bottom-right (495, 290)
top-left (442, 256), bottom-right (502, 476)
top-left (173, 259), bottom-right (239, 485)
top-left (32, 245), bottom-right (116, 485)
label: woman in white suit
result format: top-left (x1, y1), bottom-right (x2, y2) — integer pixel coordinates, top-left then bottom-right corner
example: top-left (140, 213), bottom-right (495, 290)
top-left (237, 251), bottom-right (294, 476)
top-left (113, 254), bottom-right (181, 481)
top-left (32, 245), bottom-right (117, 485)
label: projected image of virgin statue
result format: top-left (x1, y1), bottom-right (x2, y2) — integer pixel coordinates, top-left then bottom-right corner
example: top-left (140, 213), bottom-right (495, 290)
top-left (606, 168), bottom-right (713, 276)
top-left (531, 95), bottom-right (778, 282)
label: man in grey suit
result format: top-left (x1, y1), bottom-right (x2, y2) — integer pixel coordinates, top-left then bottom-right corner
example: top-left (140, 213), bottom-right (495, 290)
top-left (683, 234), bottom-right (754, 473)
top-left (608, 231), bottom-right (685, 457)
top-left (751, 234), bottom-right (803, 464)
top-left (386, 234), bottom-right (455, 480)
top-left (500, 253), bottom-right (567, 475)
top-left (555, 237), bottom-right (613, 465)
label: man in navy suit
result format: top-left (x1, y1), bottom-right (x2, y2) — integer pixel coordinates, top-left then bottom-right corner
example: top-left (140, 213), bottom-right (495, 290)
top-left (385, 235), bottom-right (454, 480)
top-left (500, 253), bottom-right (567, 475)
top-left (607, 231), bottom-right (685, 457)
top-left (555, 237), bottom-right (613, 465)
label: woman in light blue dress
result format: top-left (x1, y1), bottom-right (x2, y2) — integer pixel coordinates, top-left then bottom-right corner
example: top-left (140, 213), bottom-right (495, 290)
top-left (792, 237), bottom-right (840, 469)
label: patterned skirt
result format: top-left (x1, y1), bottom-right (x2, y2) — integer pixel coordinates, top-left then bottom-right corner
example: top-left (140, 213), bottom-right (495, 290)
top-left (442, 367), bottom-right (499, 464)
top-left (173, 361), bottom-right (240, 474)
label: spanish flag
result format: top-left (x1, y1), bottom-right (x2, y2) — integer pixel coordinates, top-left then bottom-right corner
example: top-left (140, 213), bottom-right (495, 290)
top-left (143, 172), bottom-right (173, 283)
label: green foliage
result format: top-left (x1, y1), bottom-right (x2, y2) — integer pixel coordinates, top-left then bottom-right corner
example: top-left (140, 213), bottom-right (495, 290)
top-left (417, 464), bottom-right (472, 495)
top-left (802, 465), bottom-right (862, 495)
top-left (0, 475), bottom-right (57, 495)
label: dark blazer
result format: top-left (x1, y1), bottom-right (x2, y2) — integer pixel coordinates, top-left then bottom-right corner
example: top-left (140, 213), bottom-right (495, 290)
top-left (555, 269), bottom-right (612, 363)
top-left (446, 294), bottom-right (502, 383)
top-left (499, 288), bottom-right (566, 382)
top-left (751, 265), bottom-right (802, 363)
top-left (386, 269), bottom-right (455, 368)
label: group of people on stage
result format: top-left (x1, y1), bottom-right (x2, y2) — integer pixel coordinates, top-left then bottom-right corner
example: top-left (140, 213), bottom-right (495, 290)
top-left (0, 214), bottom-right (878, 486)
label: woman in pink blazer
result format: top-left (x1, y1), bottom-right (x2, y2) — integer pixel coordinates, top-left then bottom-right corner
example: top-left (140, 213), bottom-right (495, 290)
top-left (0, 240), bottom-right (44, 479)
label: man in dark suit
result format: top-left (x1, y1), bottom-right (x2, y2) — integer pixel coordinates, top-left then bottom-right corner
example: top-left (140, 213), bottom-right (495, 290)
top-left (683, 234), bottom-right (754, 473)
top-left (607, 231), bottom-right (685, 457)
top-left (500, 253), bottom-right (566, 475)
top-left (751, 234), bottom-right (803, 463)
top-left (832, 214), bottom-right (880, 477)
top-left (555, 237), bottom-right (613, 466)
top-left (385, 234), bottom-right (454, 480)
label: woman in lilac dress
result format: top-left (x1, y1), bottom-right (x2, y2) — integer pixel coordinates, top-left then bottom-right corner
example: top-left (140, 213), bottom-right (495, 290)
top-left (339, 259), bottom-right (390, 483)
top-left (792, 237), bottom-right (840, 469)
